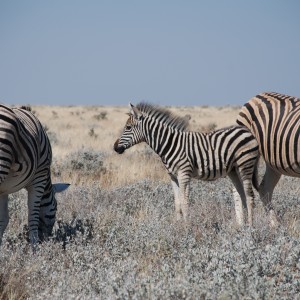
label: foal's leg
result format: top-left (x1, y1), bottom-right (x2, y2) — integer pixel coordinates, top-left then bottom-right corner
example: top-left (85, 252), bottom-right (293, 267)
top-left (169, 174), bottom-right (181, 220)
top-left (177, 171), bottom-right (191, 221)
top-left (242, 178), bottom-right (255, 226)
top-left (228, 170), bottom-right (247, 226)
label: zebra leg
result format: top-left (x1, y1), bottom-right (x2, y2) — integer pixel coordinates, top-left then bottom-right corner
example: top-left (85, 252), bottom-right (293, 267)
top-left (27, 188), bottom-right (43, 245)
top-left (259, 165), bottom-right (281, 227)
top-left (228, 170), bottom-right (247, 226)
top-left (178, 173), bottom-right (191, 221)
top-left (169, 174), bottom-right (181, 220)
top-left (0, 195), bottom-right (9, 246)
top-left (243, 179), bottom-right (255, 226)
top-left (233, 187), bottom-right (244, 226)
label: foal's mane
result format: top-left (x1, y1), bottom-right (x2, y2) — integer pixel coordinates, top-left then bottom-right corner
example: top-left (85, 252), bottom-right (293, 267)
top-left (136, 102), bottom-right (189, 131)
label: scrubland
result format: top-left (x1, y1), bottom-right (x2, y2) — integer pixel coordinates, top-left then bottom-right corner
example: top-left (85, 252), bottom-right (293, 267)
top-left (0, 105), bottom-right (300, 299)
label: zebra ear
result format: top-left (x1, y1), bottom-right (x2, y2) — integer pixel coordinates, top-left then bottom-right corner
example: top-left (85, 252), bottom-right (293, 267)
top-left (129, 103), bottom-right (142, 120)
top-left (53, 183), bottom-right (70, 194)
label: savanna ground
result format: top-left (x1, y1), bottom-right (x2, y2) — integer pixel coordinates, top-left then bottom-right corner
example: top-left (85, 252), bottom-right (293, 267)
top-left (0, 104), bottom-right (300, 300)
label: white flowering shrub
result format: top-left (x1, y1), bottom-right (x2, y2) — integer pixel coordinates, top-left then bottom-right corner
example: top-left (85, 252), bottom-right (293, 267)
top-left (1, 176), bottom-right (300, 299)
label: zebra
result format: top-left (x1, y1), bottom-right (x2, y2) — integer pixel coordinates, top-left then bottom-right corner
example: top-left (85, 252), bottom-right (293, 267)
top-left (0, 105), bottom-right (70, 246)
top-left (114, 103), bottom-right (259, 225)
top-left (237, 92), bottom-right (300, 226)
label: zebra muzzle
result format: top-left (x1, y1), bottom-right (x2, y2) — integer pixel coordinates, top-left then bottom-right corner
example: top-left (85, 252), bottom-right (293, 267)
top-left (114, 139), bottom-right (125, 154)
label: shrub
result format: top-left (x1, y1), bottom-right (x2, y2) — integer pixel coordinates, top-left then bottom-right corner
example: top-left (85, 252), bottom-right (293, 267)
top-left (88, 128), bottom-right (98, 139)
top-left (1, 178), bottom-right (300, 299)
top-left (43, 125), bottom-right (58, 145)
top-left (93, 111), bottom-right (108, 120)
top-left (52, 149), bottom-right (107, 184)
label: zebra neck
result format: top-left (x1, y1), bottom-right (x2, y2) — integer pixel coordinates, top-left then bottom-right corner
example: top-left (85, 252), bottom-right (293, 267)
top-left (144, 123), bottom-right (182, 158)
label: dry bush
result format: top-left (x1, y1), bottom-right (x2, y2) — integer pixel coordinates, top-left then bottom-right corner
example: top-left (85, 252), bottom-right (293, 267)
top-left (1, 178), bottom-right (300, 299)
top-left (0, 271), bottom-right (28, 300)
top-left (52, 145), bottom-right (168, 189)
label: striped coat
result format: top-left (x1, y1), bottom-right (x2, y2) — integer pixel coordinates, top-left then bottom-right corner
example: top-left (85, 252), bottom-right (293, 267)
top-left (114, 103), bottom-right (259, 225)
top-left (0, 105), bottom-right (69, 246)
top-left (237, 92), bottom-right (300, 225)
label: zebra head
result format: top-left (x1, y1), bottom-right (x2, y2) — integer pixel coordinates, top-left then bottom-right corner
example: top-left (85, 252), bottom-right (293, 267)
top-left (114, 103), bottom-right (145, 154)
top-left (38, 183), bottom-right (70, 241)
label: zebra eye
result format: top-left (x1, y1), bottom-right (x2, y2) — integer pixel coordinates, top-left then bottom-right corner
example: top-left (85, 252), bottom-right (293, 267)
top-left (125, 125), bottom-right (132, 130)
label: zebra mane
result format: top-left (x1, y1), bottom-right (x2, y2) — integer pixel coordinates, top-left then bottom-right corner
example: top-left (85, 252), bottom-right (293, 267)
top-left (136, 102), bottom-right (189, 131)
top-left (20, 105), bottom-right (32, 112)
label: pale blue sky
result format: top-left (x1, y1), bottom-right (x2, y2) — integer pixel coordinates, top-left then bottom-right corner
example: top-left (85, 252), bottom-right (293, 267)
top-left (0, 1), bottom-right (299, 106)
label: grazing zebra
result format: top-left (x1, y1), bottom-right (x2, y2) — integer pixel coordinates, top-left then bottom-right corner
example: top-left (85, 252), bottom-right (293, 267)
top-left (0, 105), bottom-right (69, 246)
top-left (237, 92), bottom-right (300, 225)
top-left (114, 103), bottom-right (259, 225)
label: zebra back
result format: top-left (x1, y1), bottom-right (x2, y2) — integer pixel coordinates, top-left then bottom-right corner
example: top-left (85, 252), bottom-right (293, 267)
top-left (190, 125), bottom-right (259, 181)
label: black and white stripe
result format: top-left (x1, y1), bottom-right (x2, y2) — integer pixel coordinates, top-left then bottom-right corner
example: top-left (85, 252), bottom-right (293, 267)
top-left (237, 92), bottom-right (300, 225)
top-left (114, 103), bottom-right (259, 225)
top-left (0, 105), bottom-right (69, 246)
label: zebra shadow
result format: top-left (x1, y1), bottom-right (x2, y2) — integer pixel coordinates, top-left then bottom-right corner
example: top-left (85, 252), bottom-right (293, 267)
top-left (6, 218), bottom-right (94, 250)
top-left (53, 218), bottom-right (94, 249)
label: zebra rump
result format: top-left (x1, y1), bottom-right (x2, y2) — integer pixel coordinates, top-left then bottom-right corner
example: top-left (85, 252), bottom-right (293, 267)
top-left (237, 92), bottom-right (300, 226)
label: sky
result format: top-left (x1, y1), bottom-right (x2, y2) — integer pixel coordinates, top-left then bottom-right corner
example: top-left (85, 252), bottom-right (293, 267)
top-left (0, 1), bottom-right (300, 106)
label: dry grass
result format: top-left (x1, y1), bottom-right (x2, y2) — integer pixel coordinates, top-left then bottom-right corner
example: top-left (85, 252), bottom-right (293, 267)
top-left (35, 105), bottom-right (240, 157)
top-left (1, 104), bottom-right (300, 299)
top-left (33, 104), bottom-right (241, 188)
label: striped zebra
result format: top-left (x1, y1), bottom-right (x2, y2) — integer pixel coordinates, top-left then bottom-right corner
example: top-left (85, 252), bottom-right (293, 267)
top-left (237, 92), bottom-right (300, 225)
top-left (114, 103), bottom-right (259, 225)
top-left (0, 105), bottom-right (69, 246)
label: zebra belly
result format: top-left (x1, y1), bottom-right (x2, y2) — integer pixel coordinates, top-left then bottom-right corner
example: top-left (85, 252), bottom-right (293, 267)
top-left (192, 167), bottom-right (226, 181)
top-left (0, 166), bottom-right (34, 195)
top-left (265, 149), bottom-right (300, 177)
top-left (272, 164), bottom-right (300, 177)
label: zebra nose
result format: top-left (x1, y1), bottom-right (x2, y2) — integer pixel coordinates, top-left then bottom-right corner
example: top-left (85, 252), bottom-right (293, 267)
top-left (113, 139), bottom-right (125, 154)
top-left (113, 139), bottom-right (120, 151)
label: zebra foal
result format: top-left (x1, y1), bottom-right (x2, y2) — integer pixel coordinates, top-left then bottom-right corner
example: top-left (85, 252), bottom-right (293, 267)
top-left (237, 92), bottom-right (300, 226)
top-left (114, 103), bottom-right (259, 225)
top-left (0, 105), bottom-right (69, 246)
